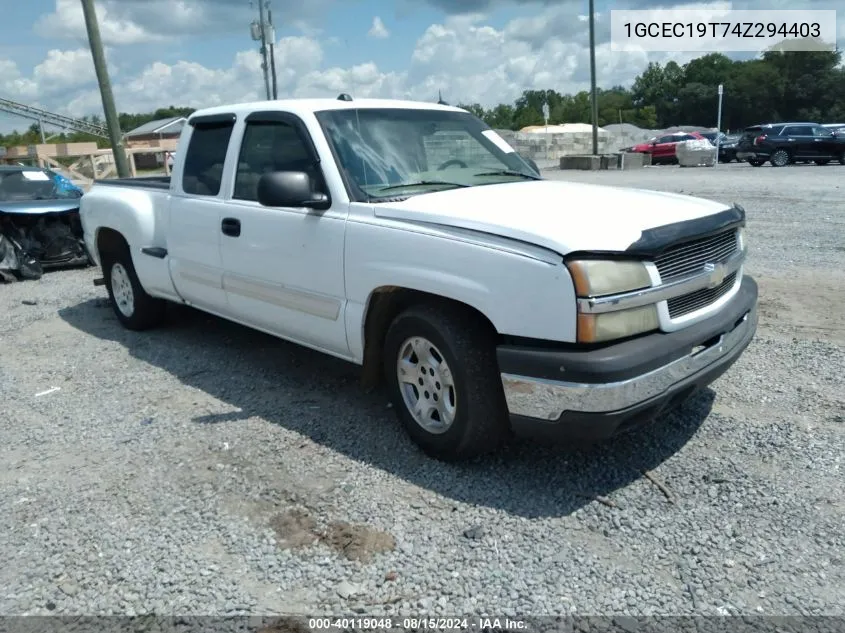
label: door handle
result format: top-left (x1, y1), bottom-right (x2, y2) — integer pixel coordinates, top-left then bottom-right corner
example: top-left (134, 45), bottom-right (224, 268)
top-left (221, 217), bottom-right (241, 237)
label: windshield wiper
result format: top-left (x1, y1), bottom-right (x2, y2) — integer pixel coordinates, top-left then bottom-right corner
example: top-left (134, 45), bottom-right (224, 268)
top-left (374, 180), bottom-right (469, 193)
top-left (472, 169), bottom-right (540, 179)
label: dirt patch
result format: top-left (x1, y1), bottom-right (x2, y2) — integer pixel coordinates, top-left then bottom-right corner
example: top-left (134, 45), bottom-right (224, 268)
top-left (322, 520), bottom-right (397, 563)
top-left (269, 509), bottom-right (395, 563)
top-left (270, 509), bottom-right (319, 548)
top-left (755, 272), bottom-right (845, 343)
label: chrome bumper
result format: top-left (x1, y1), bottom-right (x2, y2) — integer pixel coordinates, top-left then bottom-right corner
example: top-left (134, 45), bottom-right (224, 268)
top-left (501, 304), bottom-right (757, 421)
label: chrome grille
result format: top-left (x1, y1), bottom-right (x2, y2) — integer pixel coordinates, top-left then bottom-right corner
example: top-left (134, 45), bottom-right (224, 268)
top-left (654, 229), bottom-right (739, 282)
top-left (668, 272), bottom-right (737, 318)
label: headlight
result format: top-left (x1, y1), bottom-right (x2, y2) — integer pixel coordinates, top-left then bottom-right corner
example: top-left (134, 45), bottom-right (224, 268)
top-left (737, 227), bottom-right (745, 251)
top-left (577, 305), bottom-right (660, 343)
top-left (566, 259), bottom-right (658, 343)
top-left (566, 259), bottom-right (651, 296)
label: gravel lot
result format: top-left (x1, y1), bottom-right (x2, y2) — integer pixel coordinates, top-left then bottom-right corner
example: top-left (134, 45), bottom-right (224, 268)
top-left (1, 162), bottom-right (843, 618)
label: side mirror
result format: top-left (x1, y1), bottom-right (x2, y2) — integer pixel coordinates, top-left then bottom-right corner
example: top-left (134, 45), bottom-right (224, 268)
top-left (257, 171), bottom-right (330, 210)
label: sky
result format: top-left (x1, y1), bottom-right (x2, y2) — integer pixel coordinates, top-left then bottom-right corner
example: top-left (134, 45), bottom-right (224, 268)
top-left (0, 0), bottom-right (842, 134)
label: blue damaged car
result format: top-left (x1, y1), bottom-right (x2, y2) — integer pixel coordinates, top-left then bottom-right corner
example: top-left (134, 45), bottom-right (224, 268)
top-left (0, 165), bottom-right (92, 282)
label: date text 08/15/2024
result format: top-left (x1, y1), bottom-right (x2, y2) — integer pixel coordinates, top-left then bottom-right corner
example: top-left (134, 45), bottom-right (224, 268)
top-left (307, 617), bottom-right (528, 630)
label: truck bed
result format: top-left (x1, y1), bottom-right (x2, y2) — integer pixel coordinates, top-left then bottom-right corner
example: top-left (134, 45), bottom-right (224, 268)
top-left (93, 176), bottom-right (171, 190)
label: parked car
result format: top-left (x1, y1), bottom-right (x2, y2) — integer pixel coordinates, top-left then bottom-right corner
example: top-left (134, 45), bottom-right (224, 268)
top-left (630, 132), bottom-right (707, 165)
top-left (0, 166), bottom-right (91, 282)
top-left (700, 132), bottom-right (741, 162)
top-left (79, 96), bottom-right (758, 462)
top-left (735, 122), bottom-right (845, 167)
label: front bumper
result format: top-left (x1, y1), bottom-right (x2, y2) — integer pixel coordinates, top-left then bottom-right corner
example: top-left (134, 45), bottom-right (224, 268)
top-left (498, 275), bottom-right (758, 441)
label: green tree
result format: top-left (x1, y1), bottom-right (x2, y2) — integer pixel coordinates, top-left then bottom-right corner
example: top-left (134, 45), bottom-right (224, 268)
top-left (456, 103), bottom-right (486, 119)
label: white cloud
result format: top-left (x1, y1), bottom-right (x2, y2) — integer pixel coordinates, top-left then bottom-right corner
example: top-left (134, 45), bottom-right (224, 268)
top-left (368, 16), bottom-right (390, 39)
top-left (35, 0), bottom-right (165, 46)
top-left (5, 0), bottom-right (842, 132)
top-left (33, 49), bottom-right (98, 94)
top-left (34, 0), bottom-right (340, 43)
top-left (0, 60), bottom-right (39, 104)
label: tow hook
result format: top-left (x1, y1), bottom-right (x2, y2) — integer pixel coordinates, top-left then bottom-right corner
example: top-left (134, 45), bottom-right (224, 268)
top-left (93, 277), bottom-right (106, 286)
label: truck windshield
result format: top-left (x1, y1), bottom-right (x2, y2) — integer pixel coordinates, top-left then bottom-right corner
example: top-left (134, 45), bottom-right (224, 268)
top-left (314, 108), bottom-right (539, 201)
top-left (0, 168), bottom-right (82, 202)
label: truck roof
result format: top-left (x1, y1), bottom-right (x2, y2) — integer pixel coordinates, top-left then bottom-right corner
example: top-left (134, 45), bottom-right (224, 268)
top-left (188, 97), bottom-right (466, 122)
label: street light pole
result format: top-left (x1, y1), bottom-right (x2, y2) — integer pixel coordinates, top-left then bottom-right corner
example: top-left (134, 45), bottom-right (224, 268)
top-left (80, 0), bottom-right (130, 178)
top-left (588, 0), bottom-right (599, 156)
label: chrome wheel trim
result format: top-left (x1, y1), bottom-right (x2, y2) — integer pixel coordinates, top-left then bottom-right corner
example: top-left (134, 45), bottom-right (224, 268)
top-left (771, 150), bottom-right (789, 167)
top-left (111, 262), bottom-right (135, 318)
top-left (396, 336), bottom-right (457, 434)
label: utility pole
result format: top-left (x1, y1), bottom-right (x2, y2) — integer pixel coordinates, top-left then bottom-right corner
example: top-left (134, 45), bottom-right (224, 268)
top-left (257, 1), bottom-right (271, 100)
top-left (80, 0), bottom-right (130, 178)
top-left (267, 3), bottom-right (278, 99)
top-left (588, 0), bottom-right (599, 156)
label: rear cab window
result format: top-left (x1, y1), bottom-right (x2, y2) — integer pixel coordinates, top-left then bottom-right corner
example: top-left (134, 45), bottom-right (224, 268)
top-left (181, 115), bottom-right (237, 196)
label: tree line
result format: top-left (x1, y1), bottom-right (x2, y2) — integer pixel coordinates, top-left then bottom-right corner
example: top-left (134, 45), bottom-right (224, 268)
top-left (456, 49), bottom-right (845, 131)
top-left (1, 48), bottom-right (843, 148)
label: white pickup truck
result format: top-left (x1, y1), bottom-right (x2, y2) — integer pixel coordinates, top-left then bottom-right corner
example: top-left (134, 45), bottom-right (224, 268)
top-left (80, 96), bottom-right (758, 461)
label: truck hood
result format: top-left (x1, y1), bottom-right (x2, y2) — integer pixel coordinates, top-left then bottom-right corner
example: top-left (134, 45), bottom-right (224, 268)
top-left (0, 199), bottom-right (81, 215)
top-left (373, 179), bottom-right (732, 255)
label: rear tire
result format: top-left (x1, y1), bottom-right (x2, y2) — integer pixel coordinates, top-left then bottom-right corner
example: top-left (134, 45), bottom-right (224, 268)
top-left (770, 149), bottom-right (790, 167)
top-left (102, 243), bottom-right (166, 331)
top-left (748, 159), bottom-right (765, 167)
top-left (382, 302), bottom-right (509, 462)
top-left (814, 159), bottom-right (830, 166)
top-left (838, 152), bottom-right (845, 166)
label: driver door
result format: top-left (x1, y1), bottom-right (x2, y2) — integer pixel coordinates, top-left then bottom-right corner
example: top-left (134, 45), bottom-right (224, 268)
top-left (652, 135), bottom-right (676, 160)
top-left (219, 112), bottom-right (350, 356)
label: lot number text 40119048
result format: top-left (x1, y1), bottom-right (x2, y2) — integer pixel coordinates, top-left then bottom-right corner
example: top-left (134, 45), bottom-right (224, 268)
top-left (307, 617), bottom-right (528, 630)
top-left (621, 21), bottom-right (821, 39)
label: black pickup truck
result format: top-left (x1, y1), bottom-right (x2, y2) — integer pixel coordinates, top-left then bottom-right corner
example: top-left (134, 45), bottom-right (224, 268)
top-left (735, 122), bottom-right (845, 167)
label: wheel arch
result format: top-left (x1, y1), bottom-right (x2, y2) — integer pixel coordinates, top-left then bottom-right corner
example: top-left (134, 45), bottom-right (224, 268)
top-left (359, 286), bottom-right (498, 389)
top-left (96, 226), bottom-right (131, 261)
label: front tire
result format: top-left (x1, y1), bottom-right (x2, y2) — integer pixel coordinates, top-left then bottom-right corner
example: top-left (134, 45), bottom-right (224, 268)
top-left (383, 303), bottom-right (509, 462)
top-left (770, 149), bottom-right (790, 167)
top-left (814, 159), bottom-right (830, 166)
top-left (102, 244), bottom-right (166, 331)
top-left (748, 159), bottom-right (765, 167)
top-left (837, 151), bottom-right (845, 166)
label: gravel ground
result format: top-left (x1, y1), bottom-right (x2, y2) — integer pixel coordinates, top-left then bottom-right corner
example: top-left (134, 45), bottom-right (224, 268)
top-left (1, 162), bottom-right (843, 618)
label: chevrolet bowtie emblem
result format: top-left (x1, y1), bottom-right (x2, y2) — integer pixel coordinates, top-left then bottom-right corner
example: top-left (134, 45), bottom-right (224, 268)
top-left (703, 262), bottom-right (725, 288)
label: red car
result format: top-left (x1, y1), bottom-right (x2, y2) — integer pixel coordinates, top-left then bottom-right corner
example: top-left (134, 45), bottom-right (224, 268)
top-left (631, 131), bottom-right (707, 164)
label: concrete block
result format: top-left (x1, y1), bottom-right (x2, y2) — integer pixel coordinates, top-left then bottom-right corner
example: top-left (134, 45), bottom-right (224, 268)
top-left (619, 152), bottom-right (647, 170)
top-left (560, 155), bottom-right (603, 170)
